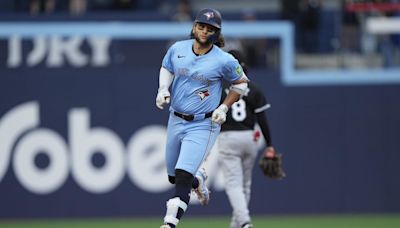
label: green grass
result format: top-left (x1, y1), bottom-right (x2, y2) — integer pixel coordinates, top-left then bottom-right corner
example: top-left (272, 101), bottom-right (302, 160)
top-left (1, 214), bottom-right (400, 228)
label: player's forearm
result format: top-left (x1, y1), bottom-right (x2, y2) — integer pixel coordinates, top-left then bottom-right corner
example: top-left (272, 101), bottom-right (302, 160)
top-left (222, 90), bottom-right (241, 108)
top-left (212, 76), bottom-right (248, 124)
top-left (256, 111), bottom-right (273, 147)
top-left (159, 67), bottom-right (174, 90)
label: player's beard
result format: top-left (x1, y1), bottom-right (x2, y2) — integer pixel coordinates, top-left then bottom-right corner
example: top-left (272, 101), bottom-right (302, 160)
top-left (193, 31), bottom-right (212, 47)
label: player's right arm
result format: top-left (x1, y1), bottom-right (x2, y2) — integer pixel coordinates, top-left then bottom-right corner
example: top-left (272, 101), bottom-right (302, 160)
top-left (156, 43), bottom-right (176, 110)
top-left (156, 67), bottom-right (174, 109)
top-left (252, 82), bottom-right (274, 153)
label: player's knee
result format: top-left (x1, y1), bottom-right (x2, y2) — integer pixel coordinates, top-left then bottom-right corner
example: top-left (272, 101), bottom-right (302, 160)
top-left (168, 175), bottom-right (175, 184)
top-left (175, 169), bottom-right (194, 187)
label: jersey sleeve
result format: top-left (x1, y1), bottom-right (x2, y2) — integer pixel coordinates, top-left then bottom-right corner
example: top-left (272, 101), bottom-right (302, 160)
top-left (222, 57), bottom-right (243, 83)
top-left (162, 44), bottom-right (175, 73)
top-left (251, 83), bottom-right (270, 113)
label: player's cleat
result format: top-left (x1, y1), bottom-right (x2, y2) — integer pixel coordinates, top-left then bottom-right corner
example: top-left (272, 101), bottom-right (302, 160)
top-left (242, 223), bottom-right (253, 228)
top-left (193, 168), bottom-right (210, 205)
top-left (160, 224), bottom-right (171, 228)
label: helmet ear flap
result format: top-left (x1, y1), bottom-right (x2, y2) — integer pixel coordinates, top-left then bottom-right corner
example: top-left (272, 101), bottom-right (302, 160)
top-left (208, 29), bottom-right (220, 44)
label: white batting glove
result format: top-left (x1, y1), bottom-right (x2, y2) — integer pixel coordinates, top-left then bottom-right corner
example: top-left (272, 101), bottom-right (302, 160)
top-left (156, 88), bottom-right (170, 110)
top-left (211, 104), bottom-right (228, 124)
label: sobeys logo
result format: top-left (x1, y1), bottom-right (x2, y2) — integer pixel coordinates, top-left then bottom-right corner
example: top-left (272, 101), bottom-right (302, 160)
top-left (0, 102), bottom-right (226, 196)
top-left (0, 102), bottom-right (168, 194)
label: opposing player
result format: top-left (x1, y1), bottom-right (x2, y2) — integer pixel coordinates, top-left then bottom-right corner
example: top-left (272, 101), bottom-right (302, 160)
top-left (155, 9), bottom-right (249, 228)
top-left (218, 50), bottom-right (277, 228)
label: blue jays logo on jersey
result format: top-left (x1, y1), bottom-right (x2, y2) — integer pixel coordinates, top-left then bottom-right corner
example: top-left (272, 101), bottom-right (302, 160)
top-left (204, 12), bottom-right (214, 20)
top-left (196, 89), bottom-right (210, 100)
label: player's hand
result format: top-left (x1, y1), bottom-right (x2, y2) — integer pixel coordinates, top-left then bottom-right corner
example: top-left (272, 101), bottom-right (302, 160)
top-left (264, 146), bottom-right (276, 158)
top-left (211, 104), bottom-right (228, 124)
top-left (156, 88), bottom-right (170, 110)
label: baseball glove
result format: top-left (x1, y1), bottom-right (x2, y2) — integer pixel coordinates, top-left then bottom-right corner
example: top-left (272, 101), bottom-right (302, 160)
top-left (259, 147), bottom-right (286, 180)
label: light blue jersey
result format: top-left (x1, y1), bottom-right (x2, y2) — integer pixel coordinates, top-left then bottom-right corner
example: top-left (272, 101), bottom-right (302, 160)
top-left (162, 39), bottom-right (243, 115)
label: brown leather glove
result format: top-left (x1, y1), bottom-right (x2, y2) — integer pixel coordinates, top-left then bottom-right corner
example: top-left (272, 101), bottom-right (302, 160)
top-left (259, 147), bottom-right (286, 180)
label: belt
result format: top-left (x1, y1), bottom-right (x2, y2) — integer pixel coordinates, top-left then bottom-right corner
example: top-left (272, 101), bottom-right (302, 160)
top-left (174, 111), bottom-right (213, 121)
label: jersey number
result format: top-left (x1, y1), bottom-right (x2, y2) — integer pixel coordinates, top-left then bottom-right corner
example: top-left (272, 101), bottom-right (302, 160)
top-left (231, 99), bottom-right (246, 122)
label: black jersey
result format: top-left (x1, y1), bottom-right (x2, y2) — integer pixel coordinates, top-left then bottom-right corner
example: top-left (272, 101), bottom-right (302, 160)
top-left (221, 81), bottom-right (270, 131)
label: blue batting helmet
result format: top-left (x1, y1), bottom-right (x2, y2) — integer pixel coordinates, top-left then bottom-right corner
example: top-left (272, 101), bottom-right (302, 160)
top-left (194, 8), bottom-right (222, 29)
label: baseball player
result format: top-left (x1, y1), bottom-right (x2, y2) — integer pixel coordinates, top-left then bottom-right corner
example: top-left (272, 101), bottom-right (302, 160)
top-left (218, 50), bottom-right (275, 228)
top-left (155, 9), bottom-right (249, 228)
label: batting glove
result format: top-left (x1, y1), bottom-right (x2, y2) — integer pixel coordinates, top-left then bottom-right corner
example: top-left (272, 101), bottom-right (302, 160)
top-left (211, 104), bottom-right (228, 124)
top-left (156, 88), bottom-right (170, 110)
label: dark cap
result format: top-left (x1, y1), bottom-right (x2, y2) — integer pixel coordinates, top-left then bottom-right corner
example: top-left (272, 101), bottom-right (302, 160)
top-left (194, 8), bottom-right (222, 29)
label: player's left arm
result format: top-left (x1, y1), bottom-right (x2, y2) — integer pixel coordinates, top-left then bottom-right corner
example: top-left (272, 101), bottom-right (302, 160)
top-left (222, 76), bottom-right (248, 107)
top-left (212, 74), bottom-right (248, 124)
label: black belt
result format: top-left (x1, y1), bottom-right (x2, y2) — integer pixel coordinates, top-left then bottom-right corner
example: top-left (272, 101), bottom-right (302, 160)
top-left (174, 111), bottom-right (213, 121)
